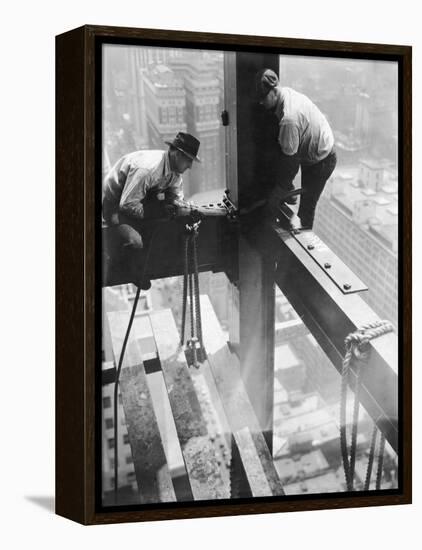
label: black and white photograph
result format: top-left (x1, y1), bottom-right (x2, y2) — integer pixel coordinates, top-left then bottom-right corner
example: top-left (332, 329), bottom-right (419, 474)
top-left (3, 0), bottom-right (421, 543)
top-left (100, 41), bottom-right (401, 508)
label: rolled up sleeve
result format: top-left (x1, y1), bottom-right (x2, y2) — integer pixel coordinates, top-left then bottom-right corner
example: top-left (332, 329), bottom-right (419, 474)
top-left (119, 167), bottom-right (151, 220)
top-left (279, 121), bottom-right (300, 156)
top-left (102, 156), bottom-right (126, 224)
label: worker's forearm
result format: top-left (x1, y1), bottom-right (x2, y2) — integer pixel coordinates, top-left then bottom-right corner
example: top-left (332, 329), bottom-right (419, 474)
top-left (119, 202), bottom-right (145, 220)
top-left (278, 152), bottom-right (300, 182)
top-left (102, 198), bottom-right (118, 224)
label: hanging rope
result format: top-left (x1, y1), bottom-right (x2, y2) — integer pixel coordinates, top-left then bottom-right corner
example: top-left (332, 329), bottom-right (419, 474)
top-left (340, 320), bottom-right (394, 492)
top-left (180, 219), bottom-right (206, 368)
top-left (376, 432), bottom-right (386, 490)
top-left (364, 423), bottom-right (378, 491)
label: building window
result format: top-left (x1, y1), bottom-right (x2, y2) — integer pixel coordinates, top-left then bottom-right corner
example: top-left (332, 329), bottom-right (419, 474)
top-left (123, 434), bottom-right (130, 445)
top-left (103, 44), bottom-right (226, 199)
top-left (126, 455), bottom-right (133, 464)
top-left (108, 438), bottom-right (115, 449)
top-left (105, 418), bottom-right (113, 430)
top-left (103, 396), bottom-right (112, 409)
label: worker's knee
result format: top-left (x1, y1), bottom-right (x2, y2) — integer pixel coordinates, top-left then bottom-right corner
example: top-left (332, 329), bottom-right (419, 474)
top-left (123, 235), bottom-right (143, 252)
top-left (118, 224), bottom-right (144, 252)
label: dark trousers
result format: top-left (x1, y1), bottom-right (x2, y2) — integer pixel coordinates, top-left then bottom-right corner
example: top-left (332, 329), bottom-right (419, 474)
top-left (102, 223), bottom-right (145, 285)
top-left (298, 149), bottom-right (337, 229)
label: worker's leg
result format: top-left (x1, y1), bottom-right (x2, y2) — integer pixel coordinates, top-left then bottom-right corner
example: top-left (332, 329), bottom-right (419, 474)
top-left (298, 149), bottom-right (337, 229)
top-left (278, 153), bottom-right (300, 203)
top-left (265, 153), bottom-right (300, 212)
top-left (103, 224), bottom-right (150, 289)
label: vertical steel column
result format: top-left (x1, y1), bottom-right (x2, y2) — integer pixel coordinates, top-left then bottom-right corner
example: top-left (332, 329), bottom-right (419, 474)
top-left (225, 52), bottom-right (280, 452)
top-left (224, 54), bottom-right (240, 352)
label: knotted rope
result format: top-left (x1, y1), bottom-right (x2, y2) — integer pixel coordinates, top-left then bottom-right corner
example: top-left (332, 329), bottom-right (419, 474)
top-left (340, 320), bottom-right (394, 491)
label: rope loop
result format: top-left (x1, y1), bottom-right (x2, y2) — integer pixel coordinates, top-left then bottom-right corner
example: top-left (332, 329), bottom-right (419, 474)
top-left (340, 319), bottom-right (394, 492)
top-left (345, 320), bottom-right (394, 360)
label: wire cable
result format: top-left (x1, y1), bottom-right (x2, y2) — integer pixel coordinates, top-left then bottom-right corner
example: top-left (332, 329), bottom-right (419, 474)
top-left (113, 225), bottom-right (159, 504)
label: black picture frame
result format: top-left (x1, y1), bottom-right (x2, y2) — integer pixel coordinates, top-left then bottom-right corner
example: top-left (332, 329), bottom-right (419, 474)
top-left (56, 24), bottom-right (412, 525)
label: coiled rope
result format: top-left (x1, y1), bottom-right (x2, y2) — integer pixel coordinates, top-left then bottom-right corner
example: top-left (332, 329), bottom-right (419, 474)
top-left (340, 320), bottom-right (394, 491)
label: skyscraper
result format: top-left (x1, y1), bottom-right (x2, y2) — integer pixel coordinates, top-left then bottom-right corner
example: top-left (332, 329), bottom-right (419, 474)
top-left (314, 162), bottom-right (398, 327)
top-left (142, 64), bottom-right (187, 147)
top-left (168, 53), bottom-right (224, 196)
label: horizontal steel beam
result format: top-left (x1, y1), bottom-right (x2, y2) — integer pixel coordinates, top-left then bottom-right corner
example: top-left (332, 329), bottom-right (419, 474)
top-left (102, 216), bottom-right (235, 287)
top-left (266, 222), bottom-right (398, 452)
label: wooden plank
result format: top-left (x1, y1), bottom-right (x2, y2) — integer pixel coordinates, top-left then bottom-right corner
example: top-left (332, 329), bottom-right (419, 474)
top-left (188, 369), bottom-right (232, 492)
top-left (200, 295), bottom-right (285, 496)
top-left (190, 360), bottom-right (258, 498)
top-left (107, 311), bottom-right (176, 504)
top-left (150, 309), bottom-right (231, 500)
top-left (234, 428), bottom-right (272, 497)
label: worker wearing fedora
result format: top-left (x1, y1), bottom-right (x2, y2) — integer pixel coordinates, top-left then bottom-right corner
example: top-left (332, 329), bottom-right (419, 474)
top-left (255, 68), bottom-right (337, 229)
top-left (102, 132), bottom-right (201, 288)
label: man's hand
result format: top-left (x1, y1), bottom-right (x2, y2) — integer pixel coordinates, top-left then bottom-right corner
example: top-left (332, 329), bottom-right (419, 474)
top-left (163, 202), bottom-right (178, 218)
top-left (142, 198), bottom-right (170, 220)
top-left (110, 213), bottom-right (120, 226)
top-left (171, 199), bottom-right (201, 219)
top-left (239, 198), bottom-right (267, 216)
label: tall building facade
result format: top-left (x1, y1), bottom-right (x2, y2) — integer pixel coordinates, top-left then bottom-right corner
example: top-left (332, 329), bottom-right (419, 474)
top-left (314, 161), bottom-right (398, 327)
top-left (104, 46), bottom-right (225, 197)
top-left (101, 381), bottom-right (138, 502)
top-left (168, 54), bottom-right (224, 196)
top-left (142, 65), bottom-right (187, 147)
top-left (103, 46), bottom-right (151, 168)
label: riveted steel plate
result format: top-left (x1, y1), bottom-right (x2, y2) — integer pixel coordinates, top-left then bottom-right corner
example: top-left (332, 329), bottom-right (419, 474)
top-left (292, 231), bottom-right (368, 294)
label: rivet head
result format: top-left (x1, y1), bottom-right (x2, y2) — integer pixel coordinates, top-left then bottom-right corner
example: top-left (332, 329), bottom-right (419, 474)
top-left (307, 244), bottom-right (315, 250)
top-left (343, 283), bottom-right (352, 290)
top-left (324, 262), bottom-right (331, 269)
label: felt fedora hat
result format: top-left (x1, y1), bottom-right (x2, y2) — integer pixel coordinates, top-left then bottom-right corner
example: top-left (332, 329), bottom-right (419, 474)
top-left (165, 132), bottom-right (201, 162)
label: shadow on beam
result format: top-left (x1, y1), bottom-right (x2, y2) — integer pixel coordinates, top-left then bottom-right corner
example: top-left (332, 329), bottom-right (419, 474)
top-left (102, 217), bottom-right (236, 287)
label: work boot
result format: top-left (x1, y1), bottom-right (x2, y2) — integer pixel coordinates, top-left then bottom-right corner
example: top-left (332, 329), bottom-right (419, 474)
top-left (129, 263), bottom-right (151, 291)
top-left (136, 277), bottom-right (151, 291)
top-left (285, 193), bottom-right (298, 205)
top-left (281, 183), bottom-right (299, 205)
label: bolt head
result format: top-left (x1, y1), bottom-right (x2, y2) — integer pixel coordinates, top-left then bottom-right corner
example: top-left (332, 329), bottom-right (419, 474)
top-left (343, 283), bottom-right (352, 290)
top-left (307, 244), bottom-right (314, 250)
top-left (324, 262), bottom-right (331, 269)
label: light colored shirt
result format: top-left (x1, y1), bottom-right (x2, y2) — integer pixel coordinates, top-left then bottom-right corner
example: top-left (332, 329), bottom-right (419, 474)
top-left (102, 150), bottom-right (183, 224)
top-left (275, 87), bottom-right (334, 164)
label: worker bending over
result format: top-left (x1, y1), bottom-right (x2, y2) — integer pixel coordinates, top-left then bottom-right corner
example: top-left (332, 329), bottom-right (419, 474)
top-left (255, 68), bottom-right (337, 229)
